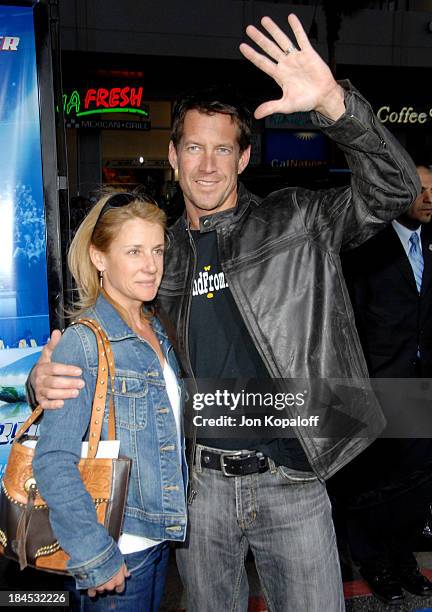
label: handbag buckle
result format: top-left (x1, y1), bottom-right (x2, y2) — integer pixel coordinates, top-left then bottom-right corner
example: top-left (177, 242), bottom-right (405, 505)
top-left (24, 478), bottom-right (37, 494)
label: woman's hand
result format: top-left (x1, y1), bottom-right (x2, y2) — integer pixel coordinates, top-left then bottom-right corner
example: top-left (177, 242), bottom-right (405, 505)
top-left (87, 563), bottom-right (131, 597)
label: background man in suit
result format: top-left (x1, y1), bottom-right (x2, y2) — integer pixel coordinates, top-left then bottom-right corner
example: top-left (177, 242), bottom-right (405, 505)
top-left (337, 164), bottom-right (432, 605)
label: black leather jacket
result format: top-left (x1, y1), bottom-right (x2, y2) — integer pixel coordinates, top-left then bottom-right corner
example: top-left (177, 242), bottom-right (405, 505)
top-left (157, 83), bottom-right (420, 480)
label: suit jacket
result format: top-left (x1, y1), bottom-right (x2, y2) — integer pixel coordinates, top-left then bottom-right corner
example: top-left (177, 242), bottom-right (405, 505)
top-left (330, 223), bottom-right (432, 501)
top-left (342, 222), bottom-right (432, 378)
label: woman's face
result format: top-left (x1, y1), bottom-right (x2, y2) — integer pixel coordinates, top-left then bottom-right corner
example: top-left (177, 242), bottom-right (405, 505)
top-left (92, 218), bottom-right (165, 310)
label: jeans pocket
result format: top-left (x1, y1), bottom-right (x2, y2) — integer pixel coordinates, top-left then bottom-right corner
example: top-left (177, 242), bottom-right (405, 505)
top-left (277, 465), bottom-right (319, 483)
top-left (124, 542), bottom-right (168, 574)
top-left (124, 548), bottom-right (154, 574)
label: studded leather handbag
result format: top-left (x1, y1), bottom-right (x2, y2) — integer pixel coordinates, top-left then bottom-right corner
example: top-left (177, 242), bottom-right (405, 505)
top-left (0, 318), bottom-right (131, 574)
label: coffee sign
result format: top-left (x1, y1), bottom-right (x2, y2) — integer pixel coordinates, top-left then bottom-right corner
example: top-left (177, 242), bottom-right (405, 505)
top-left (377, 105), bottom-right (432, 125)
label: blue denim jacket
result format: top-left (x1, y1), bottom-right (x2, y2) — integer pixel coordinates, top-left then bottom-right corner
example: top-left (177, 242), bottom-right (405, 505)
top-left (33, 294), bottom-right (188, 589)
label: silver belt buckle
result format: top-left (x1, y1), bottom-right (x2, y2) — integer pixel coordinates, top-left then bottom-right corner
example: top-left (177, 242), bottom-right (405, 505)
top-left (219, 450), bottom-right (243, 477)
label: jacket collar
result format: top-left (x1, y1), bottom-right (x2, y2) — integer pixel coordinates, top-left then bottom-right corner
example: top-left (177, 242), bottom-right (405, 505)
top-left (174, 182), bottom-right (261, 234)
top-left (86, 293), bottom-right (168, 343)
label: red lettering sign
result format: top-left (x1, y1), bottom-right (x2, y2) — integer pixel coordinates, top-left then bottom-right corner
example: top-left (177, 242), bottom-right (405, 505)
top-left (84, 89), bottom-right (97, 108)
top-left (109, 88), bottom-right (121, 106)
top-left (96, 88), bottom-right (109, 108)
top-left (83, 86), bottom-right (143, 110)
top-left (129, 88), bottom-right (142, 107)
top-left (120, 87), bottom-right (130, 107)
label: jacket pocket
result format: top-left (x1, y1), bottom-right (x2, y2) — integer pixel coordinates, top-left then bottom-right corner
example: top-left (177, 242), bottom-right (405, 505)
top-left (112, 372), bottom-right (148, 430)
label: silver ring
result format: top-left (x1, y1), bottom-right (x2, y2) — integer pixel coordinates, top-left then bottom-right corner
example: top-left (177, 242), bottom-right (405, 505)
top-left (284, 46), bottom-right (296, 55)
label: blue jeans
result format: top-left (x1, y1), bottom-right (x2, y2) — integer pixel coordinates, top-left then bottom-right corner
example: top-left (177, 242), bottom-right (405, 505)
top-left (176, 445), bottom-right (345, 612)
top-left (65, 542), bottom-right (169, 612)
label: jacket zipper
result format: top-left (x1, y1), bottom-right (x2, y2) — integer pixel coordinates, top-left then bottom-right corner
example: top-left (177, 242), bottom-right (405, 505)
top-left (185, 225), bottom-right (199, 505)
top-left (217, 226), bottom-right (321, 481)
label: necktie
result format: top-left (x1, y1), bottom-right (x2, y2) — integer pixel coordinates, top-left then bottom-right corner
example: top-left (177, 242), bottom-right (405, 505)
top-left (408, 232), bottom-right (424, 293)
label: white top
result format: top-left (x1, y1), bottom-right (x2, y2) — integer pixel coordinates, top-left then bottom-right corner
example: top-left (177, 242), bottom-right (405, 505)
top-left (118, 360), bottom-right (182, 554)
top-left (163, 360), bottom-right (182, 465)
top-left (392, 219), bottom-right (422, 257)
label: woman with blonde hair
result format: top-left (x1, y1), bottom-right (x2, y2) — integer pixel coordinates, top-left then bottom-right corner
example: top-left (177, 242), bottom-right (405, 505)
top-left (33, 191), bottom-right (187, 611)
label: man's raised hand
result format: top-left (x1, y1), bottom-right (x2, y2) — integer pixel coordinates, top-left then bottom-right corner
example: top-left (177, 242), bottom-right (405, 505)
top-left (239, 14), bottom-right (345, 121)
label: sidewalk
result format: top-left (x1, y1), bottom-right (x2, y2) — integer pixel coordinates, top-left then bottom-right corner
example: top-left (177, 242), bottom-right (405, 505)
top-left (160, 551), bottom-right (432, 612)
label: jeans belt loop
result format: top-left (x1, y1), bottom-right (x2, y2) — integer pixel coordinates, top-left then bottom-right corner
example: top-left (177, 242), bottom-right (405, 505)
top-left (194, 444), bottom-right (203, 474)
top-left (268, 457), bottom-right (277, 474)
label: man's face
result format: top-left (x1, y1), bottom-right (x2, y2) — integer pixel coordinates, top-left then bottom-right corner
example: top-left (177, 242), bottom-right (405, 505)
top-left (168, 110), bottom-right (250, 226)
top-left (405, 166), bottom-right (432, 225)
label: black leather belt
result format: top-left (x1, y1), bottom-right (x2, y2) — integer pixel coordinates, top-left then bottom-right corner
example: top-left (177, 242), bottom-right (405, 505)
top-left (200, 450), bottom-right (269, 477)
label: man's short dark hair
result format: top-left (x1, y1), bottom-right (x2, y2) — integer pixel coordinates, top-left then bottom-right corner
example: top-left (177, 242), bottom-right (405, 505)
top-left (171, 86), bottom-right (252, 153)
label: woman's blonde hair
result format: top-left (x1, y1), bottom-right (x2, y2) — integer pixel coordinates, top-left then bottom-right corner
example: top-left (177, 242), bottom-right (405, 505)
top-left (68, 191), bottom-right (167, 318)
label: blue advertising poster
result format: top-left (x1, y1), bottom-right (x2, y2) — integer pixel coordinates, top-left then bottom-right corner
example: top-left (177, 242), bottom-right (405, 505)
top-left (0, 350), bottom-right (40, 476)
top-left (0, 4), bottom-right (50, 476)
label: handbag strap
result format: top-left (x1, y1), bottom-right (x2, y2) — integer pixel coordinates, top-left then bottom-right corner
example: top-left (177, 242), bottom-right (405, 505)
top-left (14, 318), bottom-right (116, 459)
top-left (74, 318), bottom-right (116, 457)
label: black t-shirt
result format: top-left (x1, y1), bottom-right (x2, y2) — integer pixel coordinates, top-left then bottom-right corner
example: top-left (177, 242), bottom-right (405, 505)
top-left (189, 229), bottom-right (311, 471)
